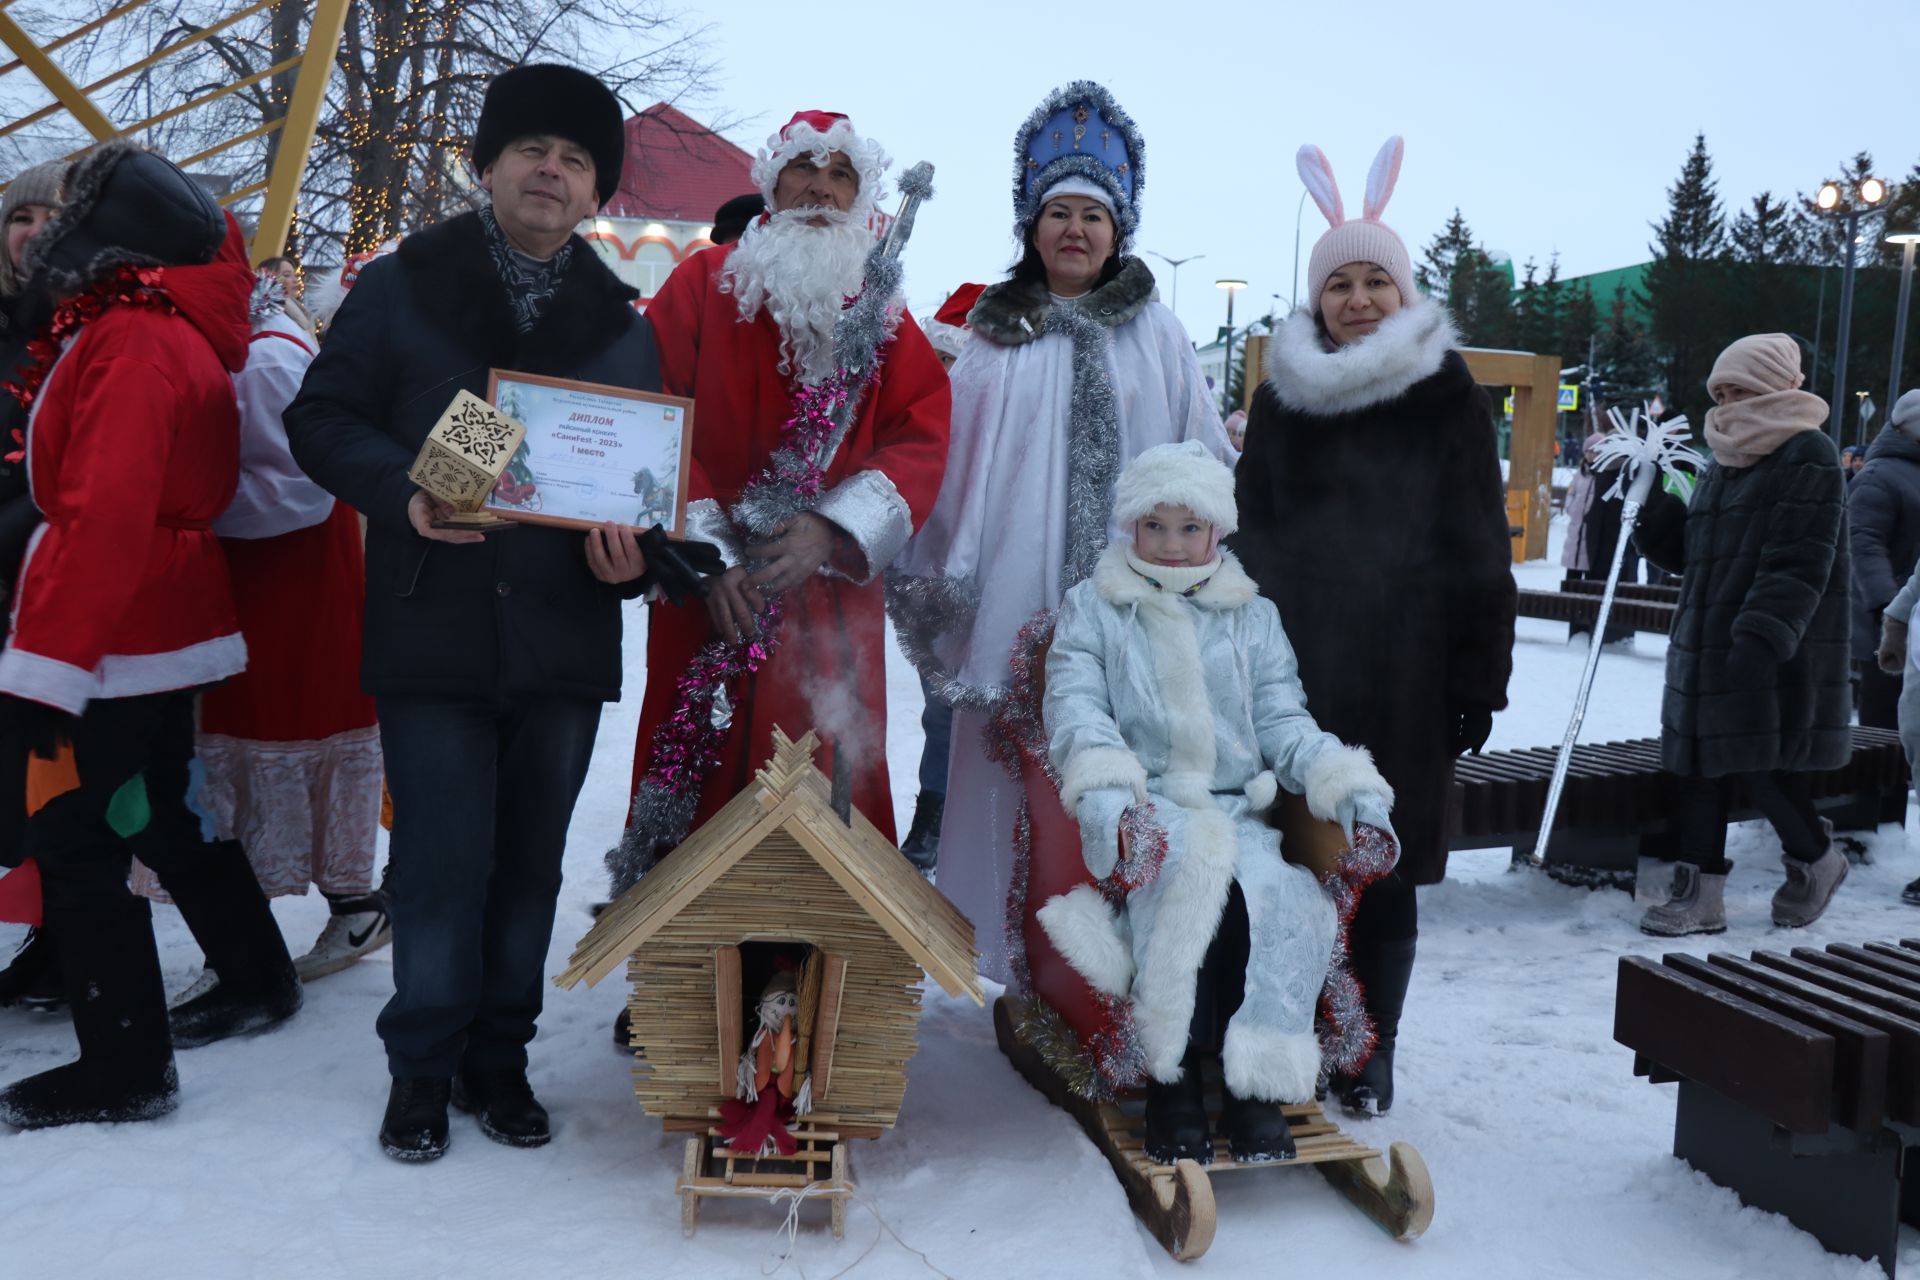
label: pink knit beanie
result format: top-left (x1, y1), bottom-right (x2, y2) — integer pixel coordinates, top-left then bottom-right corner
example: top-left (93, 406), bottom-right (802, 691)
top-left (1299, 137), bottom-right (1416, 315)
top-left (1706, 333), bottom-right (1804, 397)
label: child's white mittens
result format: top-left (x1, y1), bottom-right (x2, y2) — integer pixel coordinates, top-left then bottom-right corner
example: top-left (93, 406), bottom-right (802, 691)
top-left (1336, 791), bottom-right (1396, 849)
top-left (1074, 787), bottom-right (1134, 881)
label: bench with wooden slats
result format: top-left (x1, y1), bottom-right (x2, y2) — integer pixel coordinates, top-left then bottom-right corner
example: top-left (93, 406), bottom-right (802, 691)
top-left (1447, 728), bottom-right (1910, 875)
top-left (1515, 587), bottom-right (1676, 634)
top-left (1556, 577), bottom-right (1681, 605)
top-left (1614, 939), bottom-right (1920, 1276)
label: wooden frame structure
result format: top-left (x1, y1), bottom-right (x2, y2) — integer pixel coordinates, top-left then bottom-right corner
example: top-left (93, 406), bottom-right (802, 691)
top-left (0, 0), bottom-right (349, 260)
top-left (1462, 348), bottom-right (1561, 563)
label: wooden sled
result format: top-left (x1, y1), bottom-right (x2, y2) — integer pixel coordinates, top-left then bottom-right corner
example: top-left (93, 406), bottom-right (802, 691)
top-left (674, 1111), bottom-right (857, 1239)
top-left (994, 995), bottom-right (1434, 1261)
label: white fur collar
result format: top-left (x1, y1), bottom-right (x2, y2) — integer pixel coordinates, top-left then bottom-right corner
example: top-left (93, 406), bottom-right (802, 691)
top-left (1092, 543), bottom-right (1257, 610)
top-left (1264, 294), bottom-right (1458, 417)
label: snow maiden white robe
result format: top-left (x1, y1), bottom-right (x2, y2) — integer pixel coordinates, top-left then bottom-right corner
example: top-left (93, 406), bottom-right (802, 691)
top-left (1038, 545), bottom-right (1392, 1099)
top-left (891, 259), bottom-right (1230, 982)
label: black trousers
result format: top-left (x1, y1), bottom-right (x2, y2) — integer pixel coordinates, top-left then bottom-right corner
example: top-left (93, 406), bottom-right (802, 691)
top-left (374, 693), bottom-right (600, 1078)
top-left (30, 691), bottom-right (209, 910)
top-left (1186, 883), bottom-right (1250, 1056)
top-left (1676, 772), bottom-right (1825, 873)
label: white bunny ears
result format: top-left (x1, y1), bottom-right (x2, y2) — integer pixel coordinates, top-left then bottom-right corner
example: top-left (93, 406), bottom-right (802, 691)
top-left (1296, 136), bottom-right (1404, 228)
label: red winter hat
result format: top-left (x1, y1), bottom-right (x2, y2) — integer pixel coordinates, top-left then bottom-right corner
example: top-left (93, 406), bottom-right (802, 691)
top-left (752, 110), bottom-right (890, 216)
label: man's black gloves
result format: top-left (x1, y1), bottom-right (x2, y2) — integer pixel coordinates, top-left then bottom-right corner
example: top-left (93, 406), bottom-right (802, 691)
top-left (638, 525), bottom-right (726, 605)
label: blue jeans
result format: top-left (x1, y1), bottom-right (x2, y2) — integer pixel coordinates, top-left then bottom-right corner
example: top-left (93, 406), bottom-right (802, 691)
top-left (374, 693), bottom-right (600, 1078)
top-left (917, 673), bottom-right (952, 796)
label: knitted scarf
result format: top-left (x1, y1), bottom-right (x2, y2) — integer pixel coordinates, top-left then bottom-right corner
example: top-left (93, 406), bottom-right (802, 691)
top-left (478, 204), bottom-right (572, 334)
top-left (1703, 390), bottom-right (1828, 469)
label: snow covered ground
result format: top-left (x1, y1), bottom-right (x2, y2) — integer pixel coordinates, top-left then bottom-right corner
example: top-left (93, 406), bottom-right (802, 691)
top-left (5, 519), bottom-right (1919, 1279)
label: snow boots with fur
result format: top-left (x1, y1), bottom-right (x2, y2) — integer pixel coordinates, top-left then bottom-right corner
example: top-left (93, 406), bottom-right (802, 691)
top-left (1639, 862), bottom-right (1729, 937)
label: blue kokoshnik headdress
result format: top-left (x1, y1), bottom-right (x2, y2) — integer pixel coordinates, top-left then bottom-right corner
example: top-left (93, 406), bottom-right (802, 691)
top-left (1012, 80), bottom-right (1145, 243)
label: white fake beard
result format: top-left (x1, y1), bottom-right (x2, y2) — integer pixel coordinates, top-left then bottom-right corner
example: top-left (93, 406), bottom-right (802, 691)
top-left (719, 207), bottom-right (874, 386)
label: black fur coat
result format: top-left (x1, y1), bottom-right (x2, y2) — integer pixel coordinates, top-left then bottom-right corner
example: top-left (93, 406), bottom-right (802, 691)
top-left (1230, 300), bottom-right (1516, 884)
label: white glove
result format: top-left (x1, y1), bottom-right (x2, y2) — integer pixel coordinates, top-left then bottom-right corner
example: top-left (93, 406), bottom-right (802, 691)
top-left (1335, 791), bottom-right (1396, 847)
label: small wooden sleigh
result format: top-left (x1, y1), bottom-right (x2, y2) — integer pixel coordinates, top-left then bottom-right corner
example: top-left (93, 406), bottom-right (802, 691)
top-left (997, 627), bottom-right (1435, 1260)
top-left (673, 1109), bottom-right (859, 1239)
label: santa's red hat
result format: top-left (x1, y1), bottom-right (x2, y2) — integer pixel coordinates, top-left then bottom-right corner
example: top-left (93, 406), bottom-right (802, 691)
top-left (923, 282), bottom-right (985, 359)
top-left (751, 110), bottom-right (890, 216)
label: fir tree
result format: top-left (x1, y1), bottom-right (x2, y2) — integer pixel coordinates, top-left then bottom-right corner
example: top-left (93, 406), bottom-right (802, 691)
top-left (1729, 192), bottom-right (1800, 265)
top-left (1643, 133), bottom-right (1729, 423)
top-left (1417, 209), bottom-right (1477, 298)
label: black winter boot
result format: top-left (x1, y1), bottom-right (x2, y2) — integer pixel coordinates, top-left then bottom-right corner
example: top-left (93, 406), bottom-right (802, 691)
top-left (900, 791), bottom-right (943, 874)
top-left (1143, 1054), bottom-right (1212, 1164)
top-left (1221, 1089), bottom-right (1295, 1162)
top-left (0, 925), bottom-right (66, 1012)
top-left (380, 1077), bottom-right (452, 1162)
top-left (160, 839), bottom-right (302, 1048)
top-left (1339, 934), bottom-right (1416, 1117)
top-left (0, 899), bottom-right (177, 1129)
top-left (452, 1068), bottom-right (551, 1147)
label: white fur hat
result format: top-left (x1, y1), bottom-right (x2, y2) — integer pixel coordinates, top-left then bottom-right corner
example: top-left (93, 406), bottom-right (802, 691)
top-left (1112, 440), bottom-right (1237, 535)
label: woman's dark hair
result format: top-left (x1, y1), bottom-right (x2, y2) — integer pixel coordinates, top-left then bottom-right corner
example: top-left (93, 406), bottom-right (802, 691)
top-left (1007, 210), bottom-right (1128, 290)
top-left (256, 255), bottom-right (294, 273)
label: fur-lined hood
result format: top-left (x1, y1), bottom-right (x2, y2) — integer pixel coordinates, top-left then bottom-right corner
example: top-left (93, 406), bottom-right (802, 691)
top-left (1265, 293), bottom-right (1461, 417)
top-left (967, 256), bottom-right (1156, 347)
top-left (1090, 542), bottom-right (1258, 611)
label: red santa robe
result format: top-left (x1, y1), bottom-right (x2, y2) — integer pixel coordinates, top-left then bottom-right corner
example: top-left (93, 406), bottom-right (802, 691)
top-left (632, 243), bottom-right (950, 840)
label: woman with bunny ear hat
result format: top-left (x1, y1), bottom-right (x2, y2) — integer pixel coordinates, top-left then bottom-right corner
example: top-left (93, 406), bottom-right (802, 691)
top-left (1229, 136), bottom-right (1516, 1119)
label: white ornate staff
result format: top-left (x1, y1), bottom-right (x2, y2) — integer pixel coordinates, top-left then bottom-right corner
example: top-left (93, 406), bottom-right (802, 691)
top-left (1529, 407), bottom-right (1703, 867)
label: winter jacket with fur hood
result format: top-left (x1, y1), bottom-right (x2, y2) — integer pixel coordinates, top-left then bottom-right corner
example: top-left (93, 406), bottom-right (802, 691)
top-left (1229, 297), bottom-right (1515, 885)
top-left (1634, 429), bottom-right (1851, 777)
top-left (0, 147), bottom-right (253, 715)
top-left (1040, 542), bottom-right (1392, 1101)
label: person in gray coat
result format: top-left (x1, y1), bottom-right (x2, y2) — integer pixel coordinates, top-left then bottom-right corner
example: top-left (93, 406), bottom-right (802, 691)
top-left (1849, 390), bottom-right (1920, 728)
top-left (1039, 442), bottom-right (1396, 1163)
top-left (1634, 334), bottom-right (1853, 936)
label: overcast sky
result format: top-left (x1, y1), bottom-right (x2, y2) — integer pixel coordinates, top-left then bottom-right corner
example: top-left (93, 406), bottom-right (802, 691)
top-left (672, 0), bottom-right (1916, 344)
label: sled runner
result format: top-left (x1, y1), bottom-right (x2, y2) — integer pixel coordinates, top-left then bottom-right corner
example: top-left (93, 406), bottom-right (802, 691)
top-left (995, 995), bottom-right (1432, 1260)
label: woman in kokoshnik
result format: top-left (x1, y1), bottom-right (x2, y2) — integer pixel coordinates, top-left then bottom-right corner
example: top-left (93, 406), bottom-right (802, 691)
top-left (890, 81), bottom-right (1231, 984)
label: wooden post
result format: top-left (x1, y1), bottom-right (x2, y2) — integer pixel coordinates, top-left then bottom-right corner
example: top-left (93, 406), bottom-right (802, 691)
top-left (1461, 348), bottom-right (1559, 563)
top-left (0, 12), bottom-right (116, 140)
top-left (251, 0), bottom-right (351, 261)
top-left (1241, 335), bottom-right (1269, 413)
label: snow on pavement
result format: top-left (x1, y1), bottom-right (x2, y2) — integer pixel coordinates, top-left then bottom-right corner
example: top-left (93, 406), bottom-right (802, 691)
top-left (3, 519), bottom-right (1915, 1279)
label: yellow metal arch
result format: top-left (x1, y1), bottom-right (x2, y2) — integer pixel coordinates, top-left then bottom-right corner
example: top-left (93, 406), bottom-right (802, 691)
top-left (0, 0), bottom-right (348, 261)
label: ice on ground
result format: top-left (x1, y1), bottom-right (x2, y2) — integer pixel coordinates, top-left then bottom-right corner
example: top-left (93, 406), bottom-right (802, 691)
top-left (2, 515), bottom-right (1912, 1279)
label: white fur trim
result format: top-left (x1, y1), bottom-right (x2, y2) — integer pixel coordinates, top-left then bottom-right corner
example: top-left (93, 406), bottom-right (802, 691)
top-left (1302, 745), bottom-right (1393, 823)
top-left (0, 633), bottom-right (248, 717)
top-left (1132, 807), bottom-right (1238, 1082)
top-left (1221, 1022), bottom-right (1323, 1104)
top-left (1059, 746), bottom-right (1148, 810)
top-left (1111, 440), bottom-right (1238, 535)
top-left (1131, 578), bottom-right (1217, 793)
top-left (1037, 175), bottom-right (1116, 217)
top-left (1264, 295), bottom-right (1458, 417)
top-left (1092, 544), bottom-right (1256, 611)
top-left (1244, 770), bottom-right (1278, 813)
top-left (1036, 886), bottom-right (1134, 998)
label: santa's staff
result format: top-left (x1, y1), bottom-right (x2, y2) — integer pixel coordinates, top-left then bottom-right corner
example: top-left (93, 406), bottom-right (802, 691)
top-left (1530, 408), bottom-right (1702, 867)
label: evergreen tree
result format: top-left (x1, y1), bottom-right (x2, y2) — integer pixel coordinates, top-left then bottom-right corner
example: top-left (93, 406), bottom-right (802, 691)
top-left (1729, 192), bottom-right (1800, 264)
top-left (1561, 280), bottom-right (1599, 373)
top-left (1599, 282), bottom-right (1659, 404)
top-left (1417, 209), bottom-right (1477, 298)
top-left (1539, 253), bottom-right (1566, 357)
top-left (1643, 133), bottom-right (1729, 423)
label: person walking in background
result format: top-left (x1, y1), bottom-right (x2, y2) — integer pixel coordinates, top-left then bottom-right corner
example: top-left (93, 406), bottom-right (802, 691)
top-left (1634, 334), bottom-right (1852, 937)
top-left (1231, 137), bottom-right (1515, 1118)
top-left (1847, 389), bottom-right (1920, 730)
top-left (708, 193), bottom-right (764, 246)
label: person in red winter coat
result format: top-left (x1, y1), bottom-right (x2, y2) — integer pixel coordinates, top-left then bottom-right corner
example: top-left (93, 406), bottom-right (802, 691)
top-left (0, 142), bottom-right (302, 1131)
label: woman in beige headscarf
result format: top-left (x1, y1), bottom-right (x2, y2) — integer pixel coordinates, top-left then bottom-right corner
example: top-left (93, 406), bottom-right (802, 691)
top-left (1633, 333), bottom-right (1852, 937)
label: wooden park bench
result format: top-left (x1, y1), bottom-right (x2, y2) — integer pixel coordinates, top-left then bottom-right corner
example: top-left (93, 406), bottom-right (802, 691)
top-left (1446, 728), bottom-right (1910, 879)
top-left (1557, 577), bottom-right (1681, 605)
top-left (1615, 938), bottom-right (1920, 1275)
top-left (1514, 587), bottom-right (1675, 635)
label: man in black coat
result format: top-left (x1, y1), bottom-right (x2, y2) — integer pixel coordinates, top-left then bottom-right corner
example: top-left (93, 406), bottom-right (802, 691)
top-left (286, 65), bottom-right (659, 1162)
top-left (1847, 403), bottom-right (1920, 728)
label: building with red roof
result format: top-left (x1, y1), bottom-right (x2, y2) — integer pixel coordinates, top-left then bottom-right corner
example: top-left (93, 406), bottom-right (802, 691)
top-left (583, 102), bottom-right (759, 304)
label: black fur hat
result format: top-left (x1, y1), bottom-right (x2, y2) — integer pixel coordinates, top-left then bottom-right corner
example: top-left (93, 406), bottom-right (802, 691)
top-left (25, 141), bottom-right (224, 294)
top-left (471, 64), bottom-right (625, 205)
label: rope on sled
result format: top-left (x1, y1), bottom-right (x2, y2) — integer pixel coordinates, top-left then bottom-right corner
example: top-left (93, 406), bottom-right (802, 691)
top-left (702, 1178), bottom-right (955, 1280)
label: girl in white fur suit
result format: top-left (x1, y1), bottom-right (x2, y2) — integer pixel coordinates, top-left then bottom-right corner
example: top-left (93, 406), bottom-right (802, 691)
top-left (1039, 441), bottom-right (1396, 1163)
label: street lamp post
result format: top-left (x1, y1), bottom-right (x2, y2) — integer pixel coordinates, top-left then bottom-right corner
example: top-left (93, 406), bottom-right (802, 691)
top-left (1818, 176), bottom-right (1888, 436)
top-left (1887, 220), bottom-right (1920, 410)
top-left (1145, 250), bottom-right (1204, 317)
top-left (1216, 278), bottom-right (1247, 412)
top-left (1289, 189), bottom-right (1310, 312)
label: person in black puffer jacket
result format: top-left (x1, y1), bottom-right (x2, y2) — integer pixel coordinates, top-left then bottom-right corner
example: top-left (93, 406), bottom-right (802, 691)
top-left (1634, 334), bottom-right (1852, 938)
top-left (1847, 395), bottom-right (1920, 729)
